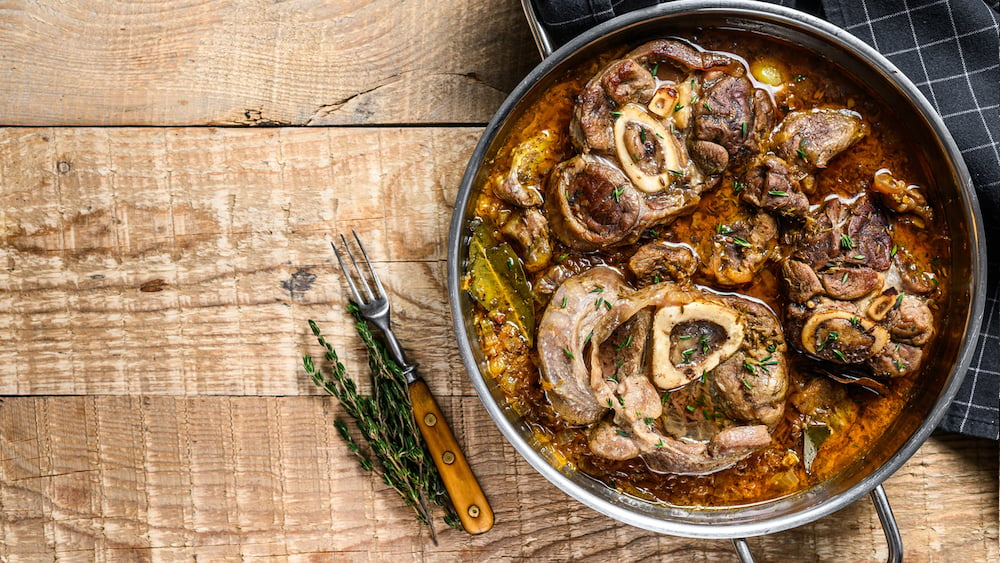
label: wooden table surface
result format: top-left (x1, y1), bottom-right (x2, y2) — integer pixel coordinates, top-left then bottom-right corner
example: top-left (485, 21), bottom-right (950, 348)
top-left (1, 1), bottom-right (996, 561)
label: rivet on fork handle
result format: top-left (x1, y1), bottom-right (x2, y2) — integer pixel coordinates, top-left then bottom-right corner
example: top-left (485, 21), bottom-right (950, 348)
top-left (409, 378), bottom-right (495, 535)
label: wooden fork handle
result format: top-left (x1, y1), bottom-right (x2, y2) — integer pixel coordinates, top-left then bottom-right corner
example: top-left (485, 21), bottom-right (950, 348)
top-left (408, 378), bottom-right (494, 535)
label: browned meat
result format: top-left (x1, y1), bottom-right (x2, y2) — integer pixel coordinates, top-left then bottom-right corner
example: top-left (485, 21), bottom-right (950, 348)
top-left (787, 301), bottom-right (889, 364)
top-left (628, 240), bottom-right (698, 285)
top-left (782, 259), bottom-right (824, 302)
top-left (741, 155), bottom-right (811, 218)
top-left (710, 296), bottom-right (788, 429)
top-left (870, 342), bottom-right (925, 378)
top-left (571, 59), bottom-right (656, 154)
top-left (818, 267), bottom-right (882, 300)
top-left (500, 208), bottom-right (551, 273)
top-left (536, 267), bottom-right (631, 424)
top-left (578, 281), bottom-right (786, 474)
top-left (702, 208), bottom-right (778, 286)
top-left (871, 169), bottom-right (934, 228)
top-left (589, 422), bottom-right (641, 460)
top-left (788, 195), bottom-right (892, 272)
top-left (884, 295), bottom-right (934, 346)
top-left (691, 73), bottom-right (776, 172)
top-left (545, 154), bottom-right (644, 250)
top-left (772, 108), bottom-right (867, 171)
top-left (625, 39), bottom-right (742, 78)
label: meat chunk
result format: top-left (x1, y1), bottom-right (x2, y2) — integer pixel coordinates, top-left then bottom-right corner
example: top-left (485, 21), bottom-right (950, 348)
top-left (545, 154), bottom-right (644, 251)
top-left (536, 267), bottom-right (631, 424)
top-left (493, 129), bottom-right (562, 208)
top-left (500, 208), bottom-right (551, 273)
top-left (571, 59), bottom-right (657, 154)
top-left (691, 73), bottom-right (776, 172)
top-left (772, 108), bottom-right (867, 172)
top-left (741, 155), bottom-right (811, 218)
top-left (780, 196), bottom-right (937, 377)
top-left (578, 281), bottom-right (787, 474)
top-left (702, 208), bottom-right (778, 286)
top-left (628, 240), bottom-right (698, 285)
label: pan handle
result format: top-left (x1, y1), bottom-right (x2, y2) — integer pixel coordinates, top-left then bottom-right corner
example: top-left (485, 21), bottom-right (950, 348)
top-left (520, 0), bottom-right (556, 58)
top-left (731, 485), bottom-right (902, 563)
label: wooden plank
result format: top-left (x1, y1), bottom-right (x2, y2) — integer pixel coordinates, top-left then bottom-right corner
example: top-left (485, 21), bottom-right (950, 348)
top-left (0, 127), bottom-right (481, 395)
top-left (0, 0), bottom-right (539, 126)
top-left (0, 397), bottom-right (996, 560)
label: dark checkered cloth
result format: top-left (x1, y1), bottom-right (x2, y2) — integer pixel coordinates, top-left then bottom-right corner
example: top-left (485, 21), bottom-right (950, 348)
top-left (531, 0), bottom-right (1000, 439)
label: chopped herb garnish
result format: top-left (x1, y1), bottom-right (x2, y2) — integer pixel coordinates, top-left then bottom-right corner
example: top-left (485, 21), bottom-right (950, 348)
top-left (741, 121), bottom-right (747, 137)
top-left (561, 295), bottom-right (568, 308)
top-left (612, 186), bottom-right (626, 202)
top-left (594, 296), bottom-right (604, 309)
top-left (668, 169), bottom-right (684, 177)
top-left (733, 181), bottom-right (745, 194)
top-left (794, 74), bottom-right (807, 82)
top-left (891, 244), bottom-right (898, 257)
top-left (610, 111), bottom-right (622, 117)
top-left (893, 359), bottom-right (907, 373)
top-left (842, 272), bottom-right (849, 283)
top-left (850, 315), bottom-right (861, 327)
top-left (651, 62), bottom-right (659, 76)
top-left (895, 293), bottom-right (904, 308)
top-left (562, 347), bottom-right (575, 360)
top-left (796, 148), bottom-right (808, 160)
top-left (732, 236), bottom-right (752, 248)
top-left (639, 128), bottom-right (647, 144)
top-left (716, 223), bottom-right (733, 235)
top-left (853, 254), bottom-right (866, 260)
top-left (616, 334), bottom-right (633, 351)
top-left (604, 299), bottom-right (613, 311)
top-left (615, 429), bottom-right (631, 437)
top-left (699, 335), bottom-right (709, 354)
top-left (655, 439), bottom-right (664, 448)
top-left (686, 404), bottom-right (696, 413)
top-left (743, 360), bottom-right (756, 374)
top-left (832, 349), bottom-right (847, 362)
top-left (681, 348), bottom-right (696, 363)
top-left (589, 286), bottom-right (605, 294)
top-left (703, 102), bottom-right (711, 110)
top-left (678, 335), bottom-right (693, 340)
top-left (583, 331), bottom-right (594, 346)
top-left (653, 274), bottom-right (662, 284)
top-left (655, 132), bottom-right (664, 139)
top-left (840, 234), bottom-right (855, 250)
top-left (768, 190), bottom-right (788, 197)
top-left (556, 252), bottom-right (569, 262)
top-left (742, 378), bottom-right (753, 390)
top-left (674, 102), bottom-right (685, 112)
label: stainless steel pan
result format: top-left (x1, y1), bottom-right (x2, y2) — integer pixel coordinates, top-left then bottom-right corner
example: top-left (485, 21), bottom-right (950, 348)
top-left (447, 2), bottom-right (986, 560)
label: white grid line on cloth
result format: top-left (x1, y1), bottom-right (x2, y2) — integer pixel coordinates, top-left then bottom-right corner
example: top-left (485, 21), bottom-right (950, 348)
top-left (944, 1), bottom-right (1000, 172)
top-left (902, 0), bottom-right (943, 111)
top-left (960, 140), bottom-right (1000, 153)
top-left (858, 0), bottom-right (882, 51)
top-left (982, 179), bottom-right (1000, 187)
top-left (882, 25), bottom-right (1000, 57)
top-left (915, 64), bottom-right (1000, 88)
top-left (845, 0), bottom-right (948, 31)
top-left (959, 293), bottom-right (999, 434)
top-left (942, 102), bottom-right (1000, 119)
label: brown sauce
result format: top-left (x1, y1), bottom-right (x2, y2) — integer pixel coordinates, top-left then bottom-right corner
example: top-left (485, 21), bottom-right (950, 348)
top-left (467, 30), bottom-right (950, 508)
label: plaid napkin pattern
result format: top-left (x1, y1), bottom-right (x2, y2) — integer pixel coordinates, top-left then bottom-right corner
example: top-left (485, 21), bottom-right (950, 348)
top-left (530, 0), bottom-right (1000, 439)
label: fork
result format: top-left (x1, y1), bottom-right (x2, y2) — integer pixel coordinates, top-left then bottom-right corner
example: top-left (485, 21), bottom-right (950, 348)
top-left (332, 231), bottom-right (494, 535)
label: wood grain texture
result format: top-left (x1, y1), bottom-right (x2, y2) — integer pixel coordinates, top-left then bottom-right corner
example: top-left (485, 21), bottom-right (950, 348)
top-left (0, 397), bottom-right (996, 561)
top-left (0, 0), bottom-right (539, 126)
top-left (0, 126), bottom-right (477, 396)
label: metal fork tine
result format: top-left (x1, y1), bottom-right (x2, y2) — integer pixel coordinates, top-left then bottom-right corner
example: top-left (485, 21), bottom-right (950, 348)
top-left (331, 240), bottom-right (366, 305)
top-left (341, 233), bottom-right (375, 303)
top-left (351, 230), bottom-right (387, 300)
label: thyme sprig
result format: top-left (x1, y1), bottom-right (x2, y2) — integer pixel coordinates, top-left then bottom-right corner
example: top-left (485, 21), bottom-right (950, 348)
top-left (303, 307), bottom-right (459, 542)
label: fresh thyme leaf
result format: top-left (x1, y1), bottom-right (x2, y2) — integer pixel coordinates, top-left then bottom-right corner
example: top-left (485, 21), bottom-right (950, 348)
top-left (304, 314), bottom-right (460, 542)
